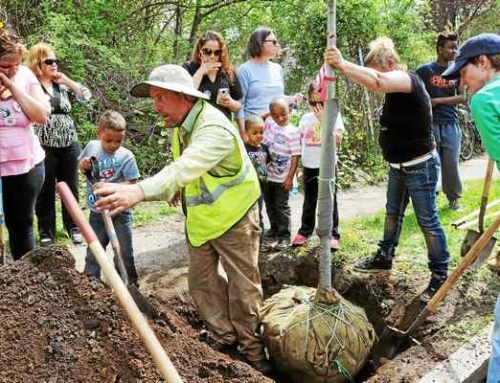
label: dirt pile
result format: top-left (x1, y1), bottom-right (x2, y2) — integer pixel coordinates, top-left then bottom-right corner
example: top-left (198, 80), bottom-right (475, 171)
top-left (0, 246), bottom-right (271, 383)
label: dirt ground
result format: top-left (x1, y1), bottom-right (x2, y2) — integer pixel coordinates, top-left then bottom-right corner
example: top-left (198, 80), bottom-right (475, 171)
top-left (0, 246), bottom-right (271, 383)
top-left (143, 239), bottom-right (496, 383)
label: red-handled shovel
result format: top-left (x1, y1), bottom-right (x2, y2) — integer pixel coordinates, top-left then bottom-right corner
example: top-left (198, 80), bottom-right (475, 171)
top-left (56, 181), bottom-right (183, 383)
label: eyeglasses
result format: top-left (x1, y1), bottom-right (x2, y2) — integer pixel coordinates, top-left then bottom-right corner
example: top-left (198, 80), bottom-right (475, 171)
top-left (43, 58), bottom-right (60, 66)
top-left (309, 101), bottom-right (324, 107)
top-left (263, 39), bottom-right (278, 46)
top-left (201, 48), bottom-right (222, 57)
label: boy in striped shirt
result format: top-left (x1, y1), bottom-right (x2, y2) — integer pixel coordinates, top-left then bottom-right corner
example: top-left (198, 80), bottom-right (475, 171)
top-left (261, 97), bottom-right (301, 251)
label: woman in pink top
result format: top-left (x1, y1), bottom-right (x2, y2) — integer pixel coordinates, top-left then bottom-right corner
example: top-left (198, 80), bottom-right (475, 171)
top-left (0, 25), bottom-right (49, 260)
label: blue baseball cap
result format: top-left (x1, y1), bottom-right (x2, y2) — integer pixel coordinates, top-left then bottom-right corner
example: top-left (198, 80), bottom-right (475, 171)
top-left (442, 33), bottom-right (500, 78)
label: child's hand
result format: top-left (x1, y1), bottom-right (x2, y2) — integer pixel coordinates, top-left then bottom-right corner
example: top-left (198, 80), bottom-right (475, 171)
top-left (334, 131), bottom-right (343, 148)
top-left (79, 157), bottom-right (91, 171)
top-left (283, 177), bottom-right (293, 191)
top-left (313, 104), bottom-right (324, 120)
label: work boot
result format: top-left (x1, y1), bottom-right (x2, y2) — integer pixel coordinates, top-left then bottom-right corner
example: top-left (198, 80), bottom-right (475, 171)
top-left (420, 273), bottom-right (447, 303)
top-left (199, 330), bottom-right (235, 352)
top-left (354, 249), bottom-right (393, 273)
top-left (488, 251), bottom-right (500, 272)
top-left (248, 359), bottom-right (273, 375)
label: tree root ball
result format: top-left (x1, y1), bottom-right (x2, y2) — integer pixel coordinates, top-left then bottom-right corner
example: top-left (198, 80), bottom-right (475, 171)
top-left (261, 286), bottom-right (376, 383)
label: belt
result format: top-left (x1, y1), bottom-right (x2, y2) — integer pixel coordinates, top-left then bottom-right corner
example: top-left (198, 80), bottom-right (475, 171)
top-left (389, 151), bottom-right (435, 169)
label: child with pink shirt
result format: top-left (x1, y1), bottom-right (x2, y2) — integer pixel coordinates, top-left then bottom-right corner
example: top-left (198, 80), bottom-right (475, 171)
top-left (261, 97), bottom-right (301, 252)
top-left (292, 80), bottom-right (345, 250)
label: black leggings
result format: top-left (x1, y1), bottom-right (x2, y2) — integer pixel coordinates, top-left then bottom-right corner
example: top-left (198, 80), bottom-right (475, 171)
top-left (3, 162), bottom-right (44, 260)
top-left (36, 142), bottom-right (80, 238)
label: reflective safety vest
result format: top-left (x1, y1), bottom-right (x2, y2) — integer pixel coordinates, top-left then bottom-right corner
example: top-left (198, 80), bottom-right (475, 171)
top-left (172, 102), bottom-right (260, 247)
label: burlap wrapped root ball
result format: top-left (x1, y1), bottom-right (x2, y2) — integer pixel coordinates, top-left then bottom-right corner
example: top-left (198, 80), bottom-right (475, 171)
top-left (261, 286), bottom-right (376, 383)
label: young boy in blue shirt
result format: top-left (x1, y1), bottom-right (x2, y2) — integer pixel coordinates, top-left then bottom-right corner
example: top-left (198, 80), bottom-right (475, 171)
top-left (78, 110), bottom-right (140, 286)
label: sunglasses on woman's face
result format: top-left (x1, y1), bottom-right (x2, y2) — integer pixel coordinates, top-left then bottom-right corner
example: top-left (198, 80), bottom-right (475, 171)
top-left (43, 58), bottom-right (60, 66)
top-left (201, 48), bottom-right (222, 57)
top-left (263, 39), bottom-right (278, 46)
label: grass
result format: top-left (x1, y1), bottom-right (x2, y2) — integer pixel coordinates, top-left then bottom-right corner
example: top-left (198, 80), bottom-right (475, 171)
top-left (339, 178), bottom-right (500, 274)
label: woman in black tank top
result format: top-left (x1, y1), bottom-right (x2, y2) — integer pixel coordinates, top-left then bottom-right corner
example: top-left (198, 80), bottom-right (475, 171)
top-left (325, 37), bottom-right (450, 303)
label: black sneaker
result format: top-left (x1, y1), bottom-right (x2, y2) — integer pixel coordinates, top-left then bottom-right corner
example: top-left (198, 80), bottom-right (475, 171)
top-left (354, 257), bottom-right (393, 272)
top-left (70, 229), bottom-right (83, 244)
top-left (40, 237), bottom-right (54, 247)
top-left (420, 273), bottom-right (447, 302)
top-left (248, 359), bottom-right (273, 375)
top-left (260, 237), bottom-right (275, 253)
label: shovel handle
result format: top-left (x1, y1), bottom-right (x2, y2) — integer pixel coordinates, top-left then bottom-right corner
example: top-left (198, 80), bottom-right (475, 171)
top-left (428, 210), bottom-right (500, 312)
top-left (56, 182), bottom-right (183, 383)
top-left (452, 197), bottom-right (500, 228)
top-left (101, 209), bottom-right (130, 285)
top-left (479, 159), bottom-right (495, 232)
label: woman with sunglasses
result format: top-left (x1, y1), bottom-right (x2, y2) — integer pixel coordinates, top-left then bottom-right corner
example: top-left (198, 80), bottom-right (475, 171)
top-left (236, 27), bottom-right (301, 140)
top-left (0, 26), bottom-right (49, 260)
top-left (182, 31), bottom-right (242, 120)
top-left (26, 43), bottom-right (91, 246)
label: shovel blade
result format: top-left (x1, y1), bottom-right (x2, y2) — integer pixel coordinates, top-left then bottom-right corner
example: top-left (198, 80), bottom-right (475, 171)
top-left (370, 325), bottom-right (420, 366)
top-left (460, 230), bottom-right (497, 270)
top-left (128, 285), bottom-right (161, 320)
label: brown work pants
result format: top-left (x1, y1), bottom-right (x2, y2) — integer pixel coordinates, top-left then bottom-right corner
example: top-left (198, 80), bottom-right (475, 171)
top-left (188, 204), bottom-right (264, 361)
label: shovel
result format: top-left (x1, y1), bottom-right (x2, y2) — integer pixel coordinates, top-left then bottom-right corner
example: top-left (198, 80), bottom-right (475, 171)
top-left (56, 182), bottom-right (183, 383)
top-left (371, 208), bottom-right (500, 366)
top-left (460, 159), bottom-right (496, 269)
top-left (84, 157), bottom-right (159, 320)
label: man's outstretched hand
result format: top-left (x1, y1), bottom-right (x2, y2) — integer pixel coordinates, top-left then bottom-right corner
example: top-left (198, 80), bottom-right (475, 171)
top-left (94, 183), bottom-right (145, 216)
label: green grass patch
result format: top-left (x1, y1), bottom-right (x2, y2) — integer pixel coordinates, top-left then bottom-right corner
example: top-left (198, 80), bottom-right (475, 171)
top-left (339, 178), bottom-right (500, 279)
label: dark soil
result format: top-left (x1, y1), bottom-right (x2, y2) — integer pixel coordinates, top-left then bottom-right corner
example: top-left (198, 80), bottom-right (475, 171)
top-left (0, 246), bottom-right (272, 383)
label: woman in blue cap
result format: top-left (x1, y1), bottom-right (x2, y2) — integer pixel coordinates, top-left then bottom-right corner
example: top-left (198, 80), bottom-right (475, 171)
top-left (442, 32), bottom-right (500, 383)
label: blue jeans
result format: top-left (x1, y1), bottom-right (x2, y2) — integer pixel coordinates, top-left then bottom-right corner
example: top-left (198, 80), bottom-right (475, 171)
top-left (84, 210), bottom-right (138, 285)
top-left (3, 161), bottom-right (45, 260)
top-left (488, 293), bottom-right (500, 383)
top-left (433, 123), bottom-right (462, 201)
top-left (379, 153), bottom-right (450, 274)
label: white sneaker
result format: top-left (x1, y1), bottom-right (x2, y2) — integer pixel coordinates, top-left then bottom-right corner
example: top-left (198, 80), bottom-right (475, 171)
top-left (71, 231), bottom-right (83, 244)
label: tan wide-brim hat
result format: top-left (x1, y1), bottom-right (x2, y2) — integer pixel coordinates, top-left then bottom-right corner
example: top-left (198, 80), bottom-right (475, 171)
top-left (130, 64), bottom-right (209, 99)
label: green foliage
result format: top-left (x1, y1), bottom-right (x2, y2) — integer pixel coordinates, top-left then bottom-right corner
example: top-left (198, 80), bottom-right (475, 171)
top-left (0, 0), bottom-right (494, 180)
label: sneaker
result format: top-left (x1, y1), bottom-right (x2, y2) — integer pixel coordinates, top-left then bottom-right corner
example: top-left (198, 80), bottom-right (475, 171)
top-left (448, 199), bottom-right (460, 211)
top-left (260, 237), bottom-right (275, 253)
top-left (488, 254), bottom-right (500, 271)
top-left (40, 237), bottom-right (54, 247)
top-left (248, 359), bottom-right (273, 375)
top-left (71, 229), bottom-right (83, 244)
top-left (420, 273), bottom-right (447, 302)
top-left (292, 233), bottom-right (308, 247)
top-left (354, 249), bottom-right (393, 272)
top-left (330, 238), bottom-right (340, 251)
top-left (199, 330), bottom-right (235, 352)
top-left (274, 238), bottom-right (291, 252)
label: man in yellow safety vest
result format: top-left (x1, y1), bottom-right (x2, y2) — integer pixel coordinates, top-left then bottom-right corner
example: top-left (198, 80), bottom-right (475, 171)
top-left (93, 64), bottom-right (270, 374)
